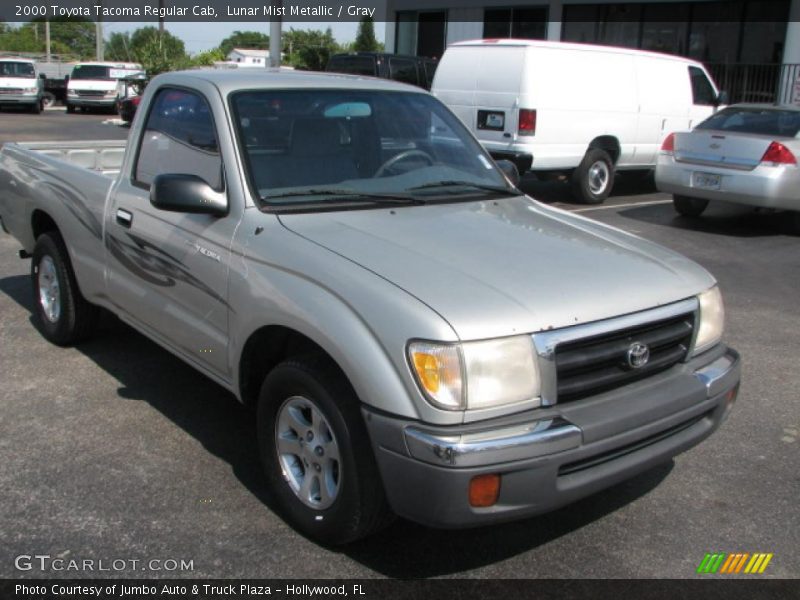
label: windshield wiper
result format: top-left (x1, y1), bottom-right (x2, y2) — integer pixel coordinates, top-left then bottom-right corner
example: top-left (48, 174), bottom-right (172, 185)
top-left (409, 180), bottom-right (519, 195)
top-left (263, 188), bottom-right (426, 205)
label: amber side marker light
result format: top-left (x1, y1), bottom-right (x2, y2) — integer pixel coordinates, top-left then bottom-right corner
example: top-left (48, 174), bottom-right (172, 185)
top-left (469, 474), bottom-right (501, 507)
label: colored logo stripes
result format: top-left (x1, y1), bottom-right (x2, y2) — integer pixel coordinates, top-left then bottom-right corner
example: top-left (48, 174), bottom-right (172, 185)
top-left (697, 553), bottom-right (773, 574)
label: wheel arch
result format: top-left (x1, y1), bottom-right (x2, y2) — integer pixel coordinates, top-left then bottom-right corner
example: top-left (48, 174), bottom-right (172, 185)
top-left (31, 209), bottom-right (60, 240)
top-left (587, 136), bottom-right (621, 164)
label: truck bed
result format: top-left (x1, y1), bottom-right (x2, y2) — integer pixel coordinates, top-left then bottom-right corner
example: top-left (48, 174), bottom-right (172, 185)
top-left (9, 140), bottom-right (126, 176)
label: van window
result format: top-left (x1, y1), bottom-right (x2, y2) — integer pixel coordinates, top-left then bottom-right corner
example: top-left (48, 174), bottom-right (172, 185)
top-left (327, 56), bottom-right (377, 77)
top-left (389, 58), bottom-right (419, 86)
top-left (0, 61), bottom-right (35, 78)
top-left (72, 65), bottom-right (112, 81)
top-left (689, 66), bottom-right (717, 106)
top-left (135, 88), bottom-right (222, 190)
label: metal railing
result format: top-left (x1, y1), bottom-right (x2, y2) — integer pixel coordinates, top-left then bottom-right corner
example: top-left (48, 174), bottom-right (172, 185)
top-left (706, 62), bottom-right (800, 105)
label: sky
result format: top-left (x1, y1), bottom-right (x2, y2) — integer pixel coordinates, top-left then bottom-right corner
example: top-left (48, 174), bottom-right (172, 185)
top-left (102, 20), bottom-right (387, 54)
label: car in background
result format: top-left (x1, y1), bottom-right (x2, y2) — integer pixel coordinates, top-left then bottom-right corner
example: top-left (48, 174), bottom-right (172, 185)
top-left (656, 104), bottom-right (800, 229)
top-left (66, 61), bottom-right (142, 113)
top-left (0, 57), bottom-right (44, 113)
top-left (116, 73), bottom-right (147, 124)
top-left (326, 52), bottom-right (438, 90)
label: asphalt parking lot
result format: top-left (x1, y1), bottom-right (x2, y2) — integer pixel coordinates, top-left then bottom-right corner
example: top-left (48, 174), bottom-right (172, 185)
top-left (0, 109), bottom-right (797, 579)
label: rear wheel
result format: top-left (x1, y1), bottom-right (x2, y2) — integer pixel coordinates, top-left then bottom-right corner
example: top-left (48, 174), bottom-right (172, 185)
top-left (571, 148), bottom-right (615, 204)
top-left (257, 356), bottom-right (393, 545)
top-left (42, 92), bottom-right (56, 109)
top-left (32, 232), bottom-right (98, 346)
top-left (66, 104), bottom-right (75, 114)
top-left (673, 195), bottom-right (709, 217)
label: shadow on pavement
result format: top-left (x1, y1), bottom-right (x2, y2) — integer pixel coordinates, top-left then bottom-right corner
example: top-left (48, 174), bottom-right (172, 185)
top-left (0, 271), bottom-right (674, 577)
top-left (518, 171), bottom-right (657, 205)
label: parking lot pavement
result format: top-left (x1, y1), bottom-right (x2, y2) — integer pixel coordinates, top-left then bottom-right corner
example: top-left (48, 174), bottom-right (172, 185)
top-left (0, 113), bottom-right (797, 579)
top-left (0, 106), bottom-right (129, 144)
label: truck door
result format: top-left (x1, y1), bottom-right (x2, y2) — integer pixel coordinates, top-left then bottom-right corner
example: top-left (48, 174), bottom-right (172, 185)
top-left (104, 86), bottom-right (237, 380)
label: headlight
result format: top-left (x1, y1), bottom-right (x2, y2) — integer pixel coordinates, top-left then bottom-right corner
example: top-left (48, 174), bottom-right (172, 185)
top-left (67, 89), bottom-right (77, 97)
top-left (408, 336), bottom-right (540, 411)
top-left (105, 90), bottom-right (116, 97)
top-left (23, 87), bottom-right (38, 94)
top-left (694, 286), bottom-right (725, 355)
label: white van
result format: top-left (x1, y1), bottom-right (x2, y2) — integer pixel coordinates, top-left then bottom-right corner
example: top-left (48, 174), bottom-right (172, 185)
top-left (66, 61), bottom-right (142, 114)
top-left (0, 57), bottom-right (44, 114)
top-left (432, 40), bottom-right (725, 203)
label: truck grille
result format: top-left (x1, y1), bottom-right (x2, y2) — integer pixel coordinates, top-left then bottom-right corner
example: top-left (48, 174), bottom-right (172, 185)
top-left (77, 90), bottom-right (107, 97)
top-left (554, 312), bottom-right (694, 402)
top-left (0, 88), bottom-right (23, 94)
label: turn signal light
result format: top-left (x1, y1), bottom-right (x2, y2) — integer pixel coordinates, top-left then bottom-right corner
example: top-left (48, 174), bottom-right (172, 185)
top-left (760, 141), bottom-right (797, 166)
top-left (660, 133), bottom-right (676, 154)
top-left (469, 474), bottom-right (501, 507)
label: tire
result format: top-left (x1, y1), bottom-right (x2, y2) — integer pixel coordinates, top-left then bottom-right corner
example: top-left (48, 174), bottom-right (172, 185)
top-left (31, 232), bottom-right (98, 346)
top-left (42, 92), bottom-right (56, 109)
top-left (66, 104), bottom-right (75, 114)
top-left (30, 99), bottom-right (42, 114)
top-left (571, 148), bottom-right (615, 204)
top-left (673, 195), bottom-right (709, 217)
top-left (257, 356), bottom-right (393, 545)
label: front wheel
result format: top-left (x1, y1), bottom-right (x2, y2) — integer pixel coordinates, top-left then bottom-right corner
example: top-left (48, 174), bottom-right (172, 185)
top-left (257, 357), bottom-right (393, 545)
top-left (66, 104), bottom-right (75, 114)
top-left (673, 195), bottom-right (709, 217)
top-left (571, 148), bottom-right (615, 204)
top-left (32, 232), bottom-right (97, 346)
top-left (30, 99), bottom-right (42, 114)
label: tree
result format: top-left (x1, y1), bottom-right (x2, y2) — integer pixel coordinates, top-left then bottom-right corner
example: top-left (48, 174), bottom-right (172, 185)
top-left (353, 17), bottom-right (379, 52)
top-left (127, 27), bottom-right (188, 77)
top-left (283, 27), bottom-right (339, 71)
top-left (0, 19), bottom-right (94, 58)
top-left (105, 32), bottom-right (134, 62)
top-left (189, 47), bottom-right (227, 67)
top-left (219, 30), bottom-right (269, 58)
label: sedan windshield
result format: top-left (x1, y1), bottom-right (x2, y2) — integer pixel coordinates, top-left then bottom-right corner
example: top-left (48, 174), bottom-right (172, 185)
top-left (231, 90), bottom-right (514, 209)
top-left (0, 61), bottom-right (35, 78)
top-left (696, 107), bottom-right (800, 138)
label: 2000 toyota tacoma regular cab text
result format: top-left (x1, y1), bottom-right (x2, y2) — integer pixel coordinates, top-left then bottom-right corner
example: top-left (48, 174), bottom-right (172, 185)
top-left (0, 70), bottom-right (740, 544)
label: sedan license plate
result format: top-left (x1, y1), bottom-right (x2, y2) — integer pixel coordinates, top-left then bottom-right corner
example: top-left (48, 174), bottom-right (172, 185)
top-left (692, 172), bottom-right (721, 190)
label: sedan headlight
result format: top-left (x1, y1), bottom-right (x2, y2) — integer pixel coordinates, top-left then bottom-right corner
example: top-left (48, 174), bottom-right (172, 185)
top-left (694, 286), bottom-right (725, 355)
top-left (408, 336), bottom-right (540, 411)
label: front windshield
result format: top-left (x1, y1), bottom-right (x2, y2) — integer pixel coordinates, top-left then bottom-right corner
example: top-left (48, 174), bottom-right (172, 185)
top-left (231, 89), bottom-right (512, 209)
top-left (0, 61), bottom-right (35, 78)
top-left (71, 65), bottom-right (112, 80)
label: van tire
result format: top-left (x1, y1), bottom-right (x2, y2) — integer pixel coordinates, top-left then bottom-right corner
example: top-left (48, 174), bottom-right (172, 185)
top-left (66, 104), bottom-right (75, 114)
top-left (257, 356), bottom-right (394, 545)
top-left (32, 232), bottom-right (98, 346)
top-left (673, 195), bottom-right (709, 217)
top-left (30, 100), bottom-right (42, 114)
top-left (572, 149), bottom-right (615, 204)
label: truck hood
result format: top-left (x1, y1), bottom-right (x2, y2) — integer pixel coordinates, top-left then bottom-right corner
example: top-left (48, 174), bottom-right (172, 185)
top-left (278, 196), bottom-right (714, 340)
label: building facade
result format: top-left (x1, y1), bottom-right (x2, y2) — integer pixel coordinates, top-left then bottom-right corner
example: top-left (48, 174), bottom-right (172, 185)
top-left (385, 0), bottom-right (800, 103)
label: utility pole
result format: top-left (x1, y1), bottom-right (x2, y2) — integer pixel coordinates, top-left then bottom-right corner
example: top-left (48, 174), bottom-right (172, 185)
top-left (45, 20), bottom-right (51, 62)
top-left (269, 0), bottom-right (282, 67)
top-left (95, 1), bottom-right (104, 61)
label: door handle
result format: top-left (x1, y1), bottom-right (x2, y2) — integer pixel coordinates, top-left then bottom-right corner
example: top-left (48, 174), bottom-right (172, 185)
top-left (116, 208), bottom-right (133, 228)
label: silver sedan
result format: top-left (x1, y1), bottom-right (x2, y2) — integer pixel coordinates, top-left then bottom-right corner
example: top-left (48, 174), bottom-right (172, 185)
top-left (655, 104), bottom-right (800, 227)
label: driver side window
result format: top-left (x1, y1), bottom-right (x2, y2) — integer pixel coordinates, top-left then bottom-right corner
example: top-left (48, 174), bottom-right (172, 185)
top-left (135, 87), bottom-right (223, 190)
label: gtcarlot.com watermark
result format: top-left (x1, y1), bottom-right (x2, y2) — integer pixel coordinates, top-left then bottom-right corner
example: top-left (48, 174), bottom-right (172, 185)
top-left (14, 554), bottom-right (194, 573)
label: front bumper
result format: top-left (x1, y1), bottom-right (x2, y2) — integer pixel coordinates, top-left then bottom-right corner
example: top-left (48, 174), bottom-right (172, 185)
top-left (67, 97), bottom-right (116, 107)
top-left (0, 95), bottom-right (39, 105)
top-left (656, 155), bottom-right (800, 211)
top-left (364, 346), bottom-right (739, 528)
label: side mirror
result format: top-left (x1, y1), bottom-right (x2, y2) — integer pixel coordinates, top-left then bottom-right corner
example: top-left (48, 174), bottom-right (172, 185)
top-left (716, 90), bottom-right (729, 107)
top-left (495, 159), bottom-right (521, 187)
top-left (150, 174), bottom-right (227, 217)
top-left (64, 75), bottom-right (69, 83)
top-left (39, 73), bottom-right (46, 80)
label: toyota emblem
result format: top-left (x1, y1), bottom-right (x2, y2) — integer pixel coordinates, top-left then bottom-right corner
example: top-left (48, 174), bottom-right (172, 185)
top-left (626, 342), bottom-right (650, 369)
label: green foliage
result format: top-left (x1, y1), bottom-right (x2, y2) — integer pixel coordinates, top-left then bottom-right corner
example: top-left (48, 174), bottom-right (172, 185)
top-left (0, 19), bottom-right (95, 59)
top-left (189, 47), bottom-right (227, 67)
top-left (283, 27), bottom-right (341, 71)
top-left (105, 32), bottom-right (133, 62)
top-left (219, 30), bottom-right (269, 57)
top-left (353, 17), bottom-right (379, 52)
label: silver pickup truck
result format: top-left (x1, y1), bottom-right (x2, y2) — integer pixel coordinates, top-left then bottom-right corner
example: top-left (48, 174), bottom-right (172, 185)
top-left (0, 69), bottom-right (740, 544)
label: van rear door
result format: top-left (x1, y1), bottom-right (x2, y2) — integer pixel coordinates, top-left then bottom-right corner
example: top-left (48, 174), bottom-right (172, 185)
top-left (473, 46), bottom-right (525, 148)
